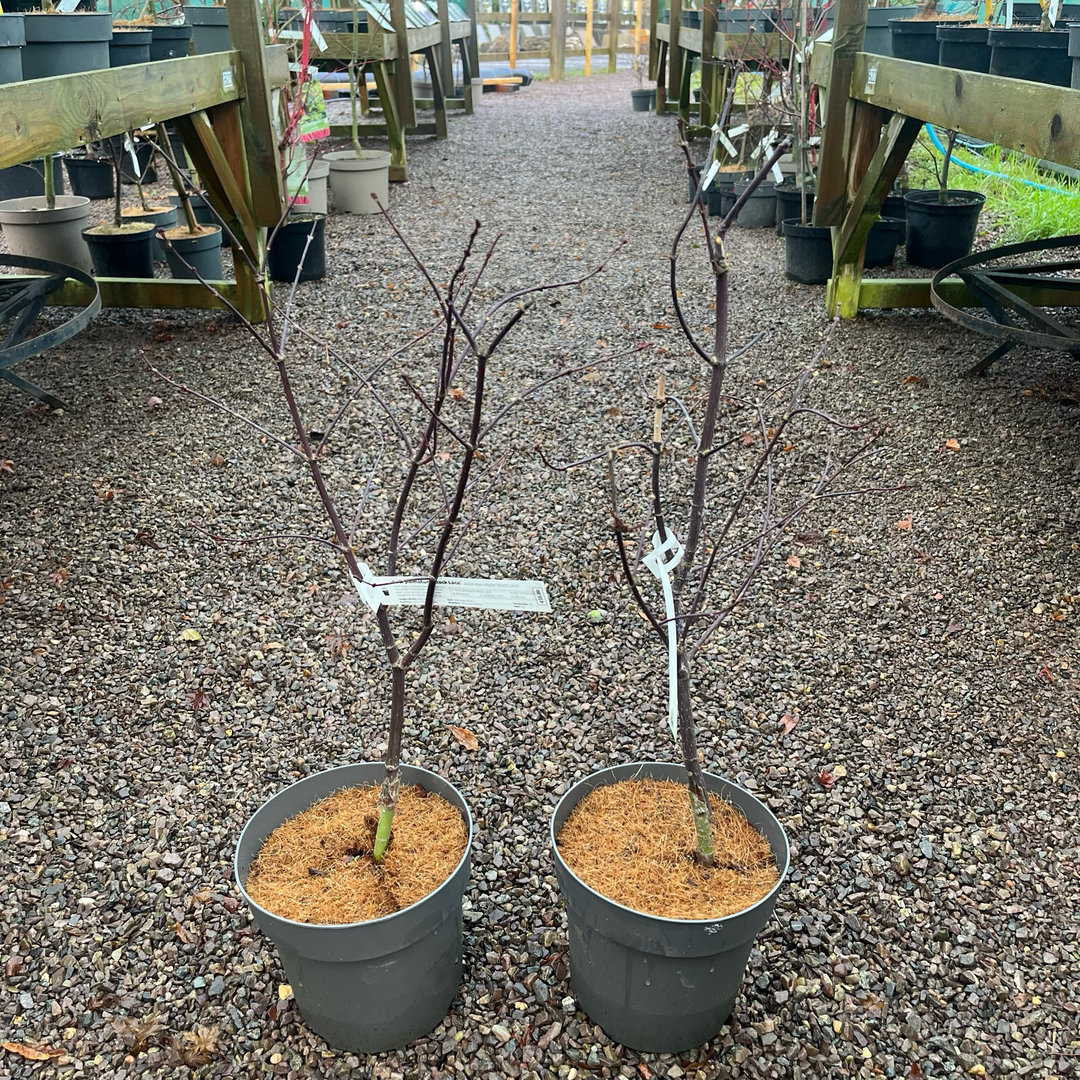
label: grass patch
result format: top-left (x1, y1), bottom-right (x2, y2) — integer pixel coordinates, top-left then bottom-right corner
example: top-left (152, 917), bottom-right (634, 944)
top-left (908, 133), bottom-right (1080, 243)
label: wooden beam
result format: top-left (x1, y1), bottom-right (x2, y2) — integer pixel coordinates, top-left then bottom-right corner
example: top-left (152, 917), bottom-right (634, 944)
top-left (437, 0), bottom-right (455, 93)
top-left (464, 0), bottom-right (481, 86)
top-left (317, 31), bottom-right (396, 61)
top-left (813, 0), bottom-right (868, 227)
top-left (647, 0), bottom-right (657, 78)
top-left (510, 0), bottom-right (519, 69)
top-left (31, 276), bottom-right (240, 312)
top-left (0, 53), bottom-right (244, 168)
top-left (608, 0), bottom-right (618, 74)
top-left (584, 0), bottom-right (593, 76)
top-left (700, 0), bottom-right (718, 131)
top-left (227, 0), bottom-right (285, 227)
top-left (371, 61), bottom-right (408, 181)
top-left (551, 0), bottom-right (567, 81)
top-left (853, 275), bottom-right (1080, 310)
top-left (849, 53), bottom-right (1080, 168)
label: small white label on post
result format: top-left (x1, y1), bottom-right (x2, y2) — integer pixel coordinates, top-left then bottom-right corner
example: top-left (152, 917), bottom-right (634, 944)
top-left (352, 565), bottom-right (551, 613)
top-left (222, 68), bottom-right (234, 91)
top-left (865, 64), bottom-right (878, 95)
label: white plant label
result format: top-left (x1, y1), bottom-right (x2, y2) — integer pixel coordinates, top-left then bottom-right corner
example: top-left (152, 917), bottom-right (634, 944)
top-left (702, 160), bottom-right (721, 190)
top-left (57, 0), bottom-right (80, 12)
top-left (123, 134), bottom-right (140, 180)
top-left (727, 123), bottom-right (750, 139)
top-left (865, 64), bottom-right (878, 95)
top-left (718, 131), bottom-right (738, 157)
top-left (643, 529), bottom-right (684, 741)
top-left (352, 564), bottom-right (551, 614)
top-left (771, 160), bottom-right (784, 184)
top-left (309, 20), bottom-right (327, 51)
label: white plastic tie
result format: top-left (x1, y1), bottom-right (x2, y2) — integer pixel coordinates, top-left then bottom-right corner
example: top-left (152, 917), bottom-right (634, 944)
top-left (642, 528), bottom-right (684, 741)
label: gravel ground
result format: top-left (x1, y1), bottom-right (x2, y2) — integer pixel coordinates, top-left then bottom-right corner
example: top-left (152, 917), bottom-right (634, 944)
top-left (2, 72), bottom-right (1080, 1080)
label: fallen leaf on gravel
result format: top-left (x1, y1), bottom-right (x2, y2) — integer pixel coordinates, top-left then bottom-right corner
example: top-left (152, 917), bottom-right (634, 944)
top-left (780, 714), bottom-right (797, 736)
top-left (1037, 665), bottom-right (1055, 684)
top-left (741, 432), bottom-right (756, 446)
top-left (448, 725), bottom-right (479, 751)
top-left (786, 555), bottom-right (801, 568)
top-left (147, 396), bottom-right (162, 408)
top-left (208, 453), bottom-right (226, 466)
top-left (944, 439), bottom-right (961, 451)
top-left (896, 516), bottom-right (913, 531)
top-left (5, 955), bottom-right (23, 976)
top-left (817, 768), bottom-right (835, 789)
top-left (0, 460), bottom-right (13, 473)
top-left (110, 1011), bottom-right (166, 1053)
top-left (903, 375), bottom-right (925, 386)
top-left (2, 1042), bottom-right (63, 1060)
top-left (179, 628), bottom-right (202, 642)
top-left (651, 323), bottom-right (671, 330)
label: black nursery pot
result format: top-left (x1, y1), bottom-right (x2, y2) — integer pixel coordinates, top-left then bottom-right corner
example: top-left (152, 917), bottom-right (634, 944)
top-left (783, 218), bottom-right (833, 285)
top-left (774, 182), bottom-right (815, 236)
top-left (864, 216), bottom-right (906, 269)
top-left (937, 25), bottom-right (990, 72)
top-left (149, 23), bottom-right (193, 61)
top-left (109, 28), bottom-right (152, 67)
top-left (904, 189), bottom-right (986, 268)
top-left (64, 156), bottom-right (114, 200)
top-left (631, 87), bottom-right (652, 112)
top-left (890, 19), bottom-right (945, 65)
top-left (882, 192), bottom-right (907, 220)
top-left (81, 222), bottom-right (155, 279)
top-left (267, 213), bottom-right (326, 283)
top-left (551, 763), bottom-right (789, 1054)
top-left (989, 28), bottom-right (1071, 86)
top-left (168, 192), bottom-right (216, 226)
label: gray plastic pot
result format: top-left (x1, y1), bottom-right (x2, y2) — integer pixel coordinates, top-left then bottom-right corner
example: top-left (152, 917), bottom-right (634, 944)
top-left (109, 28), bottom-right (152, 68)
top-left (122, 204), bottom-right (177, 261)
top-left (0, 13), bottom-right (25, 85)
top-left (20, 11), bottom-right (113, 80)
top-left (0, 195), bottom-right (93, 274)
top-left (235, 762), bottom-right (473, 1052)
top-left (732, 178), bottom-right (777, 229)
top-left (163, 224), bottom-right (223, 280)
top-left (551, 762), bottom-right (789, 1054)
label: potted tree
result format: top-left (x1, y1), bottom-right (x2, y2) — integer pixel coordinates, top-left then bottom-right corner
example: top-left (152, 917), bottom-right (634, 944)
top-left (630, 52), bottom-right (653, 111)
top-left (904, 128), bottom-right (985, 267)
top-left (152, 196), bottom-right (625, 1051)
top-left (154, 122), bottom-right (224, 280)
top-left (544, 143), bottom-right (888, 1054)
top-left (20, 5), bottom-right (113, 80)
top-left (80, 137), bottom-right (156, 278)
top-left (324, 11), bottom-right (391, 215)
top-left (0, 151), bottom-right (93, 273)
top-left (63, 142), bottom-right (115, 201)
top-left (989, 0), bottom-right (1072, 85)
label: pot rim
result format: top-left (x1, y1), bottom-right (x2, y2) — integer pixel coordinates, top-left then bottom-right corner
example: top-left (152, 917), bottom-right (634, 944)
top-left (550, 761), bottom-right (789, 928)
top-left (234, 761), bottom-right (474, 932)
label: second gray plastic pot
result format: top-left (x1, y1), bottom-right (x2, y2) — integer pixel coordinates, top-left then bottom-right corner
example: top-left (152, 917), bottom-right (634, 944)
top-left (551, 762), bottom-right (789, 1054)
top-left (235, 762), bottom-right (473, 1053)
top-left (732, 178), bottom-right (777, 229)
top-left (163, 224), bottom-right (223, 280)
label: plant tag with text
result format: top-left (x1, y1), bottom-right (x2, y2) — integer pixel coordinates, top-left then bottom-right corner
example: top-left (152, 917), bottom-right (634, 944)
top-left (702, 160), bottom-right (721, 190)
top-left (57, 0), bottom-right (81, 11)
top-left (718, 131), bottom-right (738, 157)
top-left (352, 566), bottom-right (551, 613)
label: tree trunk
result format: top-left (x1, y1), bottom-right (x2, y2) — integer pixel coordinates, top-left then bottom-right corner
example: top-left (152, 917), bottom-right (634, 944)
top-left (676, 645), bottom-right (715, 865)
top-left (373, 662), bottom-right (406, 860)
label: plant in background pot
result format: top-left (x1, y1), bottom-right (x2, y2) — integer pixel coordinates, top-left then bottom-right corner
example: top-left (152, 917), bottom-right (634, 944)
top-left (153, 122), bottom-right (224, 280)
top-left (630, 52), bottom-right (653, 111)
top-left (154, 194), bottom-right (628, 1051)
top-left (0, 148), bottom-right (93, 273)
top-left (80, 137), bottom-right (156, 278)
top-left (904, 127), bottom-right (985, 268)
top-left (325, 11), bottom-right (391, 215)
top-left (63, 142), bottom-right (115, 201)
top-left (542, 142), bottom-right (889, 1055)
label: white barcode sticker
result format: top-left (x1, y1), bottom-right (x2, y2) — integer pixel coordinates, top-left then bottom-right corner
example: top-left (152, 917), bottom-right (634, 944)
top-left (222, 68), bottom-right (234, 91)
top-left (865, 64), bottom-right (878, 95)
top-left (352, 566), bottom-right (551, 613)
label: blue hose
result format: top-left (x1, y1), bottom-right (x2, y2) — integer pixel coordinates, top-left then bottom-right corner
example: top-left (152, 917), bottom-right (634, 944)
top-left (924, 123), bottom-right (1077, 196)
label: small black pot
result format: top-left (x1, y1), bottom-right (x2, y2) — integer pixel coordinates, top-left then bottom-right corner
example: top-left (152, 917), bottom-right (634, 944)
top-left (989, 27), bottom-right (1071, 86)
top-left (864, 217), bottom-right (905, 269)
top-left (904, 189), bottom-right (985, 268)
top-left (164, 224), bottom-right (223, 280)
top-left (109, 27), bottom-right (152, 67)
top-left (937, 25), bottom-right (990, 72)
top-left (149, 23), bottom-right (193, 62)
top-left (169, 192), bottom-right (217, 227)
top-left (551, 763), bottom-right (789, 1054)
top-left (774, 182), bottom-right (815, 236)
top-left (890, 19), bottom-right (945, 65)
top-left (267, 214), bottom-right (326, 283)
top-left (783, 219), bottom-right (833, 285)
top-left (882, 192), bottom-right (907, 221)
top-left (82, 222), bottom-right (155, 279)
top-left (64, 156), bottom-right (114, 200)
top-left (681, 10), bottom-right (702, 28)
top-left (631, 87), bottom-right (652, 112)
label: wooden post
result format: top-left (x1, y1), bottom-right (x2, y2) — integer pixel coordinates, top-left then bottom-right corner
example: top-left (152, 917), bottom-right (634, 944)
top-left (510, 0), bottom-right (519, 68)
top-left (700, 0), bottom-right (717, 130)
top-left (424, 45), bottom-right (449, 139)
top-left (812, 0), bottom-right (868, 227)
top-left (648, 0), bottom-right (658, 79)
top-left (437, 0), bottom-right (455, 97)
top-left (828, 111), bottom-right (920, 318)
top-left (225, 0), bottom-right (285, 226)
top-left (372, 61), bottom-right (408, 181)
top-left (635, 0), bottom-right (642, 67)
top-left (585, 0), bottom-right (593, 75)
top-left (465, 0), bottom-right (481, 90)
top-left (389, 0), bottom-right (417, 129)
top-left (667, 0), bottom-right (683, 107)
top-left (551, 0), bottom-right (566, 79)
top-left (608, 0), bottom-right (618, 73)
